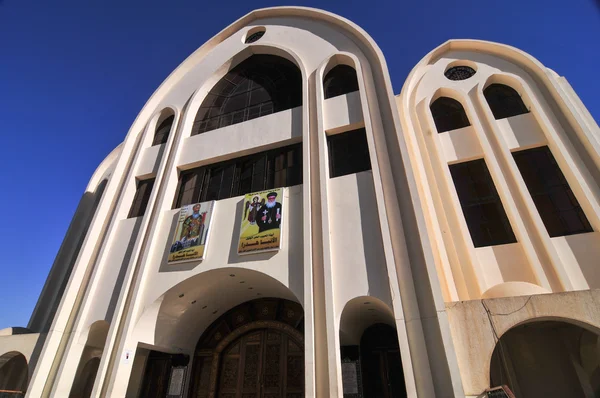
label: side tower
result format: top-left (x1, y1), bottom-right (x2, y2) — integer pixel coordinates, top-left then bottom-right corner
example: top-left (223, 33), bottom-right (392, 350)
top-left (399, 39), bottom-right (600, 397)
top-left (13, 7), bottom-right (462, 398)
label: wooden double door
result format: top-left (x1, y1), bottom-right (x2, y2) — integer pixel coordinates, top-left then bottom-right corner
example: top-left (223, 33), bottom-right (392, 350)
top-left (217, 328), bottom-right (303, 398)
top-left (360, 324), bottom-right (407, 398)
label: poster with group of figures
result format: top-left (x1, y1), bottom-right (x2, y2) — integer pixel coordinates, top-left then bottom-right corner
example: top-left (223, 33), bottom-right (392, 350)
top-left (238, 188), bottom-right (283, 255)
top-left (168, 201), bottom-right (215, 263)
top-left (167, 188), bottom-right (284, 263)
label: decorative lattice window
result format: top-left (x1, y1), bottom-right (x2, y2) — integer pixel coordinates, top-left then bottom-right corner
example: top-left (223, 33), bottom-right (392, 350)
top-left (245, 30), bottom-right (265, 44)
top-left (444, 66), bottom-right (476, 81)
top-left (192, 55), bottom-right (301, 135)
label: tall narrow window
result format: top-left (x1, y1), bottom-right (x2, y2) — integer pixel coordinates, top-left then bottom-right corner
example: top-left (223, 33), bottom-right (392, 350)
top-left (450, 160), bottom-right (516, 247)
top-left (513, 146), bottom-right (592, 237)
top-left (173, 144), bottom-right (302, 208)
top-left (430, 97), bottom-right (470, 133)
top-left (323, 65), bottom-right (359, 99)
top-left (192, 55), bottom-right (302, 135)
top-left (328, 128), bottom-right (371, 178)
top-left (484, 84), bottom-right (529, 120)
top-left (152, 115), bottom-right (174, 146)
top-left (128, 178), bottom-right (155, 218)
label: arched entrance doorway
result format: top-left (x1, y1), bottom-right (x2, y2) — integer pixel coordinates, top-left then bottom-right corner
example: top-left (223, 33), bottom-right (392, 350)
top-left (190, 298), bottom-right (304, 397)
top-left (132, 267), bottom-right (304, 398)
top-left (490, 320), bottom-right (600, 397)
top-left (0, 351), bottom-right (28, 394)
top-left (339, 296), bottom-right (407, 398)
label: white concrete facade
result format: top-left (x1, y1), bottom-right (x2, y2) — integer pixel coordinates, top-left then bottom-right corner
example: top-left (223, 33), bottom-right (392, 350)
top-left (0, 6), bottom-right (598, 398)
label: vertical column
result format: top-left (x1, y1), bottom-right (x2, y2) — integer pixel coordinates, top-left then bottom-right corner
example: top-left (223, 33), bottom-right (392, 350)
top-left (308, 68), bottom-right (340, 396)
top-left (302, 73), bottom-right (318, 397)
top-left (362, 58), bottom-right (465, 396)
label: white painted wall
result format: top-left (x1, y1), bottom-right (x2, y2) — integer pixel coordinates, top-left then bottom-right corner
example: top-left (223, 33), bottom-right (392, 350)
top-left (0, 334), bottom-right (40, 363)
top-left (178, 106), bottom-right (302, 169)
top-left (323, 90), bottom-right (364, 133)
top-left (328, 171), bottom-right (392, 315)
top-left (136, 144), bottom-right (164, 179)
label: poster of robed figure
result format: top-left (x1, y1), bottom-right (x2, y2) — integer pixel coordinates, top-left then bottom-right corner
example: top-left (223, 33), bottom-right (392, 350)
top-left (238, 188), bottom-right (283, 254)
top-left (168, 201), bottom-right (215, 263)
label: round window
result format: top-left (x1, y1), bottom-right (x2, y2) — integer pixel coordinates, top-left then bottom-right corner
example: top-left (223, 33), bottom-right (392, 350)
top-left (245, 29), bottom-right (265, 44)
top-left (444, 66), bottom-right (476, 81)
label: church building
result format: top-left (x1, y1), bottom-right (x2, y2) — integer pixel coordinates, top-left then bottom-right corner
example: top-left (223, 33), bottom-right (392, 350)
top-left (1, 6), bottom-right (600, 398)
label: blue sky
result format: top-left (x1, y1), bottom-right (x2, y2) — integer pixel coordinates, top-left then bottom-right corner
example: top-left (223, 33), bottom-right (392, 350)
top-left (0, 0), bottom-right (598, 328)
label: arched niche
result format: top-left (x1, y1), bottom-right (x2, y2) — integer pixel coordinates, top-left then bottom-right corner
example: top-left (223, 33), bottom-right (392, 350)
top-left (338, 296), bottom-right (406, 398)
top-left (69, 320), bottom-right (109, 398)
top-left (0, 351), bottom-right (28, 393)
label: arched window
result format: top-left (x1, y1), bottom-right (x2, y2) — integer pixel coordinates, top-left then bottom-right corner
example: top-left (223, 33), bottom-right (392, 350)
top-left (430, 97), bottom-right (471, 133)
top-left (192, 54), bottom-right (302, 135)
top-left (323, 65), bottom-right (359, 99)
top-left (484, 83), bottom-right (529, 120)
top-left (152, 115), bottom-right (174, 146)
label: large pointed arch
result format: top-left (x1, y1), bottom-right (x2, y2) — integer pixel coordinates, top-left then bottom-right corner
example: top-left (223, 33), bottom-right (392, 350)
top-left (191, 54), bottom-right (302, 135)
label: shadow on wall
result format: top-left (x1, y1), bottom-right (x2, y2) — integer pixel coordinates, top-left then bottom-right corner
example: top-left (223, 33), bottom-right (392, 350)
top-left (291, 106), bottom-right (303, 139)
top-left (105, 216), bottom-right (144, 322)
top-left (354, 171), bottom-right (392, 301)
top-left (285, 187), bottom-right (304, 305)
top-left (558, 232), bottom-right (600, 289)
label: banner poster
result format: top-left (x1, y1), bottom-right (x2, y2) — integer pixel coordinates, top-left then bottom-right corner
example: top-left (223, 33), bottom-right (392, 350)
top-left (238, 188), bottom-right (284, 255)
top-left (168, 201), bottom-right (215, 263)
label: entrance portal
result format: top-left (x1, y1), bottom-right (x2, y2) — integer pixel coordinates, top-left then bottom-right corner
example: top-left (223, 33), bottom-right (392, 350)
top-left (217, 328), bottom-right (303, 397)
top-left (191, 298), bottom-right (304, 398)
